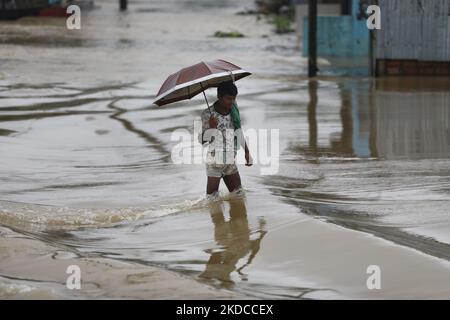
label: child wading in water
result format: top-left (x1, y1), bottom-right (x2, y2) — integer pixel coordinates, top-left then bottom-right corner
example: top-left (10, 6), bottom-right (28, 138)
top-left (199, 81), bottom-right (252, 196)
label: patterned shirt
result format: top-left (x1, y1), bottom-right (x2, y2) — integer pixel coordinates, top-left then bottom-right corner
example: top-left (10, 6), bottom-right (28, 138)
top-left (199, 101), bottom-right (238, 165)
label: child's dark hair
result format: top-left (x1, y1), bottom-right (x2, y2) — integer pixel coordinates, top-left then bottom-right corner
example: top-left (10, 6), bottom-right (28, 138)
top-left (217, 81), bottom-right (238, 98)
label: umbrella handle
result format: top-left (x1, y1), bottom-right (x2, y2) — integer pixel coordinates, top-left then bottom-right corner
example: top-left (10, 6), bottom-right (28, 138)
top-left (228, 70), bottom-right (235, 84)
top-left (200, 82), bottom-right (212, 115)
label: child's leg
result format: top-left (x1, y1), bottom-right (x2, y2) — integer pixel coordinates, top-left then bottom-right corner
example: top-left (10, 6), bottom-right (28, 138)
top-left (207, 176), bottom-right (221, 195)
top-left (223, 172), bottom-right (242, 192)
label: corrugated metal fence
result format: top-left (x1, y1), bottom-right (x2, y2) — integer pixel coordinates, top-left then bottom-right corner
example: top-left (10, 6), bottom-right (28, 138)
top-left (376, 0), bottom-right (450, 61)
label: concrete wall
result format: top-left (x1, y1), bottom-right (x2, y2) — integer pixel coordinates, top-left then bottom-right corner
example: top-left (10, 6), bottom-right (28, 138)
top-left (300, 0), bottom-right (370, 57)
top-left (295, 4), bottom-right (341, 49)
top-left (295, 4), bottom-right (341, 35)
top-left (303, 16), bottom-right (369, 57)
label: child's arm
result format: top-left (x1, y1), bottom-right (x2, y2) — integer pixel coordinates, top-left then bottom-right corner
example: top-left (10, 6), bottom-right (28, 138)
top-left (198, 110), bottom-right (217, 145)
top-left (236, 128), bottom-right (252, 166)
top-left (244, 139), bottom-right (252, 167)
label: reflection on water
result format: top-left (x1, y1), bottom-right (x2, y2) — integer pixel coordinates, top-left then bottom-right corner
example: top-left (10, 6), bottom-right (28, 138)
top-left (296, 78), bottom-right (450, 160)
top-left (375, 79), bottom-right (450, 160)
top-left (200, 198), bottom-right (267, 288)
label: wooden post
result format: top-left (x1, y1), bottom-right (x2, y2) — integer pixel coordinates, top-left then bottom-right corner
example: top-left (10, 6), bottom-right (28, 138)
top-left (120, 0), bottom-right (127, 11)
top-left (308, 0), bottom-right (317, 77)
top-left (308, 80), bottom-right (318, 153)
top-left (341, 0), bottom-right (352, 15)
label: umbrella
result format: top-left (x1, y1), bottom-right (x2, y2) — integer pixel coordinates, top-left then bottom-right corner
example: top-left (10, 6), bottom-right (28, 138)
top-left (152, 59), bottom-right (251, 113)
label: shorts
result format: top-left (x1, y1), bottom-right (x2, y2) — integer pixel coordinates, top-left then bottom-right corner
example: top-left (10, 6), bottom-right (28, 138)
top-left (206, 163), bottom-right (239, 178)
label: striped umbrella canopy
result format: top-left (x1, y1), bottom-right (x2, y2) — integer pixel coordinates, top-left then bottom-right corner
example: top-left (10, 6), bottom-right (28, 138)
top-left (153, 59), bottom-right (251, 109)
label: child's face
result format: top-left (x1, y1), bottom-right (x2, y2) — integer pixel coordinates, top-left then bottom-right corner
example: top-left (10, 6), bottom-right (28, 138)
top-left (218, 94), bottom-right (236, 112)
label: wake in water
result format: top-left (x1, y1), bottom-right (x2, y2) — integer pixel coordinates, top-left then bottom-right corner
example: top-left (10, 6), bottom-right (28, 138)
top-left (206, 186), bottom-right (247, 202)
top-left (0, 189), bottom-right (248, 231)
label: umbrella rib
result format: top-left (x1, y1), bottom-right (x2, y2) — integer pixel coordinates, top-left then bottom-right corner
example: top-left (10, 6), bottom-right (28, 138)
top-left (200, 82), bottom-right (212, 115)
top-left (202, 61), bottom-right (213, 75)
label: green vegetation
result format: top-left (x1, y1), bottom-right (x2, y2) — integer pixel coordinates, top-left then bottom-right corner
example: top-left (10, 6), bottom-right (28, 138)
top-left (255, 0), bottom-right (296, 34)
top-left (213, 31), bottom-right (245, 38)
top-left (273, 15), bottom-right (295, 34)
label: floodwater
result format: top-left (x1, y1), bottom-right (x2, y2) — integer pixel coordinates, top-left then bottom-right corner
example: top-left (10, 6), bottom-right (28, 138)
top-left (1, 0), bottom-right (450, 299)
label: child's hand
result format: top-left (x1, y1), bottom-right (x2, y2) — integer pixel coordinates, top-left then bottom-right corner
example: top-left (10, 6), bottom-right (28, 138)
top-left (209, 116), bottom-right (218, 128)
top-left (245, 151), bottom-right (253, 167)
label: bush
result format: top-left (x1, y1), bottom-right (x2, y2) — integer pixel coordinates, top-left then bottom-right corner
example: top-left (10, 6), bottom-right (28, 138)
top-left (273, 15), bottom-right (295, 34)
top-left (214, 31), bottom-right (245, 38)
